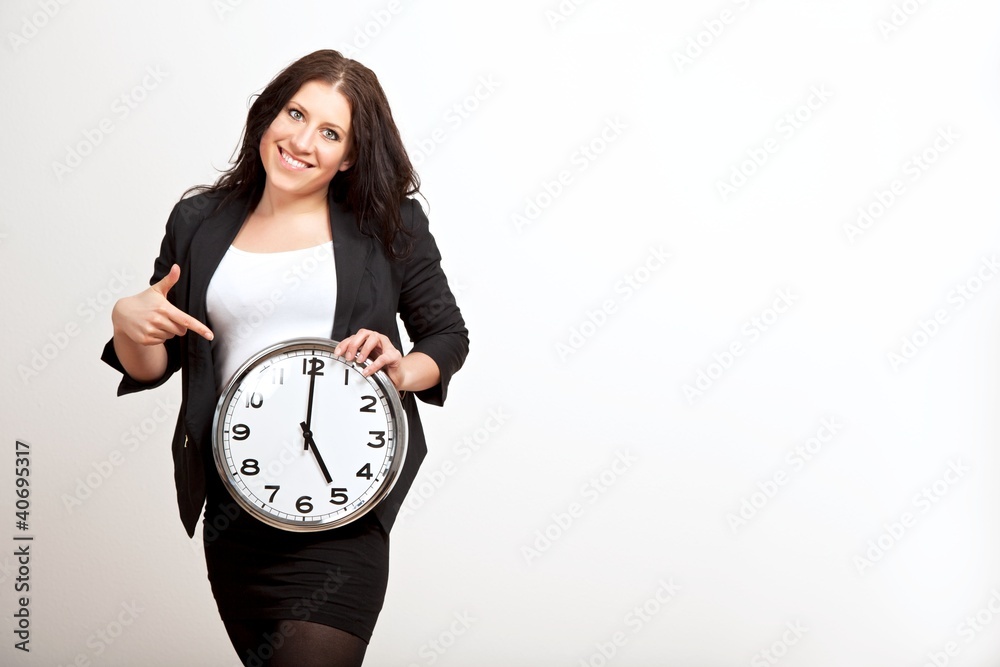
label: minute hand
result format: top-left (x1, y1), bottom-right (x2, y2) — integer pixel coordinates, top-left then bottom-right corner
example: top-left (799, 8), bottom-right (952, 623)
top-left (300, 421), bottom-right (333, 484)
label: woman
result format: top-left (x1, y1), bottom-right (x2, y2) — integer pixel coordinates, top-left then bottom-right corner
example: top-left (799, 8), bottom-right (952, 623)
top-left (101, 50), bottom-right (469, 666)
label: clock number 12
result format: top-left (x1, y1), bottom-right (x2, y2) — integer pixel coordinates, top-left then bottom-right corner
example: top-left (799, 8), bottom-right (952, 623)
top-left (303, 357), bottom-right (325, 376)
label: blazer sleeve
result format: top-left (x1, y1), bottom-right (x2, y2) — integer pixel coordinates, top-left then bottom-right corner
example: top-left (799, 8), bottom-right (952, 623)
top-left (397, 198), bottom-right (469, 407)
top-left (100, 204), bottom-right (185, 396)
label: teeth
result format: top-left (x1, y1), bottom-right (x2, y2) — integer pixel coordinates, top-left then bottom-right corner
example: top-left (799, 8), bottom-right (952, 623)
top-left (280, 148), bottom-right (308, 169)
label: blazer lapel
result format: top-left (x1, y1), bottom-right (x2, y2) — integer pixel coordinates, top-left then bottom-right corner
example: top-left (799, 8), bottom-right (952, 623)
top-left (186, 198), bottom-right (251, 325)
top-left (184, 196), bottom-right (250, 443)
top-left (329, 198), bottom-right (374, 340)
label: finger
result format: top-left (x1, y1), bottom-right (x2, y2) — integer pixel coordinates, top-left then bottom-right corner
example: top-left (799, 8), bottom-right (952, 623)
top-left (362, 341), bottom-right (399, 377)
top-left (365, 348), bottom-right (402, 377)
top-left (363, 352), bottom-right (392, 376)
top-left (333, 336), bottom-right (355, 358)
top-left (142, 329), bottom-right (175, 345)
top-left (357, 335), bottom-right (384, 362)
top-left (151, 264), bottom-right (181, 297)
top-left (336, 330), bottom-right (371, 360)
top-left (150, 315), bottom-right (186, 340)
top-left (162, 302), bottom-right (214, 341)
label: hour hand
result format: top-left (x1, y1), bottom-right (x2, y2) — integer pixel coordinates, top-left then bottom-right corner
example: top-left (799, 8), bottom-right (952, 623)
top-left (300, 421), bottom-right (333, 484)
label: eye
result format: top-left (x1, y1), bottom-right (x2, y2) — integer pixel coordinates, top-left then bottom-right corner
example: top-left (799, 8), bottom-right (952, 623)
top-left (288, 108), bottom-right (304, 121)
top-left (321, 128), bottom-right (340, 141)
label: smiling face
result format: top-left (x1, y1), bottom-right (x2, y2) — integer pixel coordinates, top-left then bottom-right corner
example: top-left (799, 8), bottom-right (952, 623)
top-left (258, 79), bottom-right (354, 203)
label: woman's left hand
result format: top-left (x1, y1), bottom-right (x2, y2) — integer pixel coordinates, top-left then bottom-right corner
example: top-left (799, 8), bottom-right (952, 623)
top-left (334, 329), bottom-right (404, 388)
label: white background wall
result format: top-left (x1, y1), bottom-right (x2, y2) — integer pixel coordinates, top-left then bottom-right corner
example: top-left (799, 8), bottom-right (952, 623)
top-left (2, 0), bottom-right (1000, 665)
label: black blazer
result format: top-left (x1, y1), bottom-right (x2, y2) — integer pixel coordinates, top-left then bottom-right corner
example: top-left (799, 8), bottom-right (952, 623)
top-left (102, 189), bottom-right (469, 538)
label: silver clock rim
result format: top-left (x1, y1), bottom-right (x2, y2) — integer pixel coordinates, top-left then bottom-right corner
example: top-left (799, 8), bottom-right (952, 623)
top-left (211, 337), bottom-right (409, 532)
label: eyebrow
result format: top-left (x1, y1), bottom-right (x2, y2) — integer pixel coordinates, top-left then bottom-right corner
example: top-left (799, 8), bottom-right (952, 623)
top-left (287, 99), bottom-right (348, 134)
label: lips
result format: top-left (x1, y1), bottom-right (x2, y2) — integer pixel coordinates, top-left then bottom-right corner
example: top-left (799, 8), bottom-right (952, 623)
top-left (278, 146), bottom-right (312, 170)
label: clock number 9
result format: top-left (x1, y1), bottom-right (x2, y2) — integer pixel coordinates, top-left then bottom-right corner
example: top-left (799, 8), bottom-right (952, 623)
top-left (232, 424), bottom-right (250, 441)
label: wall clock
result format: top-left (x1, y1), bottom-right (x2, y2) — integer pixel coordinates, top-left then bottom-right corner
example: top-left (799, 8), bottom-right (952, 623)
top-left (212, 338), bottom-right (407, 531)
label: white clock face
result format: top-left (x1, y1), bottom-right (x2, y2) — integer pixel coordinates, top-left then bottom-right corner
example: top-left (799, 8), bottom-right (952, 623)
top-left (212, 339), bottom-right (407, 531)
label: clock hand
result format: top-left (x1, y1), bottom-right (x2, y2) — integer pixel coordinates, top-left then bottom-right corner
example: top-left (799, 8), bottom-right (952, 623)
top-left (300, 365), bottom-right (333, 484)
top-left (300, 421), bottom-right (333, 485)
top-left (304, 365), bottom-right (317, 433)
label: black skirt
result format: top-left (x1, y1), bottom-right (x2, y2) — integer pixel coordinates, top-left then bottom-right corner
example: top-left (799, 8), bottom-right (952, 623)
top-left (201, 476), bottom-right (390, 643)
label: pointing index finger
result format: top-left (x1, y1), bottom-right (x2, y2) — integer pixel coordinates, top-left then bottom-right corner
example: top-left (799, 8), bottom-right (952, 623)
top-left (163, 302), bottom-right (214, 341)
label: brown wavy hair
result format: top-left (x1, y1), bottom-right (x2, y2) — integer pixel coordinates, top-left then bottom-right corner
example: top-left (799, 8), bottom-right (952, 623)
top-left (187, 49), bottom-right (419, 259)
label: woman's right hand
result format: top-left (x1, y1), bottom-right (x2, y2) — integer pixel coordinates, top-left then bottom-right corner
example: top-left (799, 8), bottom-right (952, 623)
top-left (112, 264), bottom-right (214, 345)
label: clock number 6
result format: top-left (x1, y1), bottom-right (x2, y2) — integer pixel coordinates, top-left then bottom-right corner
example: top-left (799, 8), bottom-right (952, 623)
top-left (296, 496), bottom-right (313, 513)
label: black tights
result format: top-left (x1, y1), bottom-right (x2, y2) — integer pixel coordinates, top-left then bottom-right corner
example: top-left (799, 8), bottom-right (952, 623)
top-left (223, 618), bottom-right (368, 667)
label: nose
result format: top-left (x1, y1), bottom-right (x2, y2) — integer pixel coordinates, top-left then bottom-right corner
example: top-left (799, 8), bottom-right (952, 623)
top-left (290, 124), bottom-right (313, 155)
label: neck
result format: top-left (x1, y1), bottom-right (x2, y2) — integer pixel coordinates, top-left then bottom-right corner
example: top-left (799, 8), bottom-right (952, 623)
top-left (255, 185), bottom-right (329, 219)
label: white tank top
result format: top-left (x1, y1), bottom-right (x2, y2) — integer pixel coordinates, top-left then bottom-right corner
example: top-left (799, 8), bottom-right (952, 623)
top-left (206, 241), bottom-right (337, 392)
